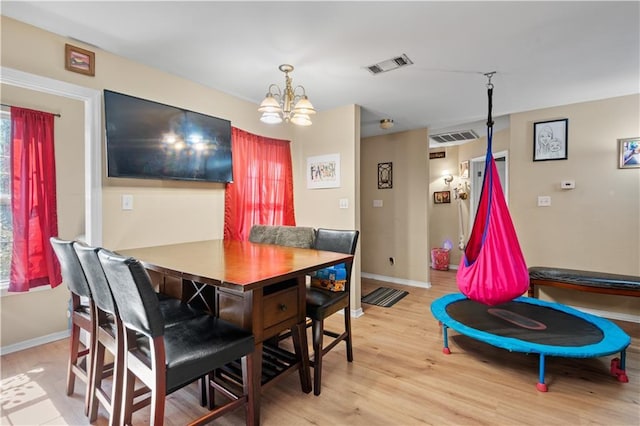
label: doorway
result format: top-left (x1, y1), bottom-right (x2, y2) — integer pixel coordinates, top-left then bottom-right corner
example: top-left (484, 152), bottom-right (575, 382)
top-left (469, 150), bottom-right (508, 233)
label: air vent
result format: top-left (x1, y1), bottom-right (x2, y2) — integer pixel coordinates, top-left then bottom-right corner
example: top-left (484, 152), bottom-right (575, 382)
top-left (366, 54), bottom-right (414, 75)
top-left (430, 130), bottom-right (479, 144)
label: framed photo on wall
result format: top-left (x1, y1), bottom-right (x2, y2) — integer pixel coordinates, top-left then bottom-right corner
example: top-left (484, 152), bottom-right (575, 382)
top-left (307, 153), bottom-right (340, 189)
top-left (533, 118), bottom-right (568, 161)
top-left (619, 137), bottom-right (640, 168)
top-left (433, 190), bottom-right (451, 204)
top-left (65, 44), bottom-right (95, 76)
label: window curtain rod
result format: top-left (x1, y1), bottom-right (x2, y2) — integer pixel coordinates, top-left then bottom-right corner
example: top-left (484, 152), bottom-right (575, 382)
top-left (1, 103), bottom-right (61, 117)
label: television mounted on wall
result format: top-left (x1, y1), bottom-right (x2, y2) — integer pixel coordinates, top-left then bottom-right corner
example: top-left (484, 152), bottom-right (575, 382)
top-left (104, 90), bottom-right (233, 183)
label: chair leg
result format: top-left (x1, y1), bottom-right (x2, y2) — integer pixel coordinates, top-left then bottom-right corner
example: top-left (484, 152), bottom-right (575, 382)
top-left (109, 330), bottom-right (124, 426)
top-left (242, 353), bottom-right (256, 426)
top-left (312, 319), bottom-right (324, 396)
top-left (67, 322), bottom-right (81, 396)
top-left (88, 340), bottom-right (105, 422)
top-left (121, 369), bottom-right (136, 426)
top-left (344, 307), bottom-right (353, 362)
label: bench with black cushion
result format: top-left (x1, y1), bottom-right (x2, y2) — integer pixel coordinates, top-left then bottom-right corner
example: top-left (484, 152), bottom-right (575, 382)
top-left (528, 266), bottom-right (640, 298)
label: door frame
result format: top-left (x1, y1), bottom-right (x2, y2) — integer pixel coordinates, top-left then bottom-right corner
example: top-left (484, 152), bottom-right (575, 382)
top-left (469, 150), bottom-right (508, 233)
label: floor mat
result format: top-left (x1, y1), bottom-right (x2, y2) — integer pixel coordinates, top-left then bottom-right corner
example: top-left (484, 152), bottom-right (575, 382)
top-left (361, 287), bottom-right (409, 307)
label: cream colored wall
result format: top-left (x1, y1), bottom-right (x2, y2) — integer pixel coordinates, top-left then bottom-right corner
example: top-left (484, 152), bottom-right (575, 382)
top-left (291, 104), bottom-right (362, 310)
top-left (1, 16), bottom-right (361, 346)
top-left (509, 94), bottom-right (639, 316)
top-left (0, 85), bottom-right (83, 347)
top-left (361, 129), bottom-right (430, 286)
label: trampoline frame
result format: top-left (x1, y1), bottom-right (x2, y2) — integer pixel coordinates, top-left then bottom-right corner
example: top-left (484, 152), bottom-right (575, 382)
top-left (431, 293), bottom-right (631, 392)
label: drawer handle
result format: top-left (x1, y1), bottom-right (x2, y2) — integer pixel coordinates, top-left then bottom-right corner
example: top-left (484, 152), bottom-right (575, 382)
top-left (278, 303), bottom-right (288, 312)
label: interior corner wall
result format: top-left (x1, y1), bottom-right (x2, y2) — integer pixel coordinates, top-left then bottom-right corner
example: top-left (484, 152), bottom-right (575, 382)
top-left (361, 129), bottom-right (430, 286)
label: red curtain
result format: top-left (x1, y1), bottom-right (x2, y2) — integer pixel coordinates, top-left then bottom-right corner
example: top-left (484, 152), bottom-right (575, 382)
top-left (224, 127), bottom-right (295, 241)
top-left (9, 107), bottom-right (61, 292)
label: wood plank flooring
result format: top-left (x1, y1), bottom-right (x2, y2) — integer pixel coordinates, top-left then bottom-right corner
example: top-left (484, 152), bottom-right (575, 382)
top-left (2, 270), bottom-right (639, 425)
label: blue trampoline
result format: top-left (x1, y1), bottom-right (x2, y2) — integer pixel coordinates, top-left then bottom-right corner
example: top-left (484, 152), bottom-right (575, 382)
top-left (431, 293), bottom-right (631, 391)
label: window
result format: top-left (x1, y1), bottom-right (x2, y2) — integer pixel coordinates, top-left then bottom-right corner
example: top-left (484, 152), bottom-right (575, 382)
top-left (0, 109), bottom-right (11, 286)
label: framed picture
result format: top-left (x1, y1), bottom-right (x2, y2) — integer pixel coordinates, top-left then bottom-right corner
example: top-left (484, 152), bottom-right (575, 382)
top-left (459, 160), bottom-right (469, 178)
top-left (377, 162), bottom-right (392, 189)
top-left (433, 190), bottom-right (451, 204)
top-left (429, 151), bottom-right (445, 159)
top-left (307, 153), bottom-right (340, 189)
top-left (533, 118), bottom-right (568, 161)
top-left (65, 44), bottom-right (95, 76)
top-left (619, 137), bottom-right (640, 168)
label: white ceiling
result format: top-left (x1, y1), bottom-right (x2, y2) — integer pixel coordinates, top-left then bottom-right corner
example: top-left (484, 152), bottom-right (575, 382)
top-left (2, 1), bottom-right (639, 141)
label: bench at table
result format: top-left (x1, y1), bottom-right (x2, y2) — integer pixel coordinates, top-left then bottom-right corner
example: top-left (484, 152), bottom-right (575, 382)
top-left (528, 266), bottom-right (640, 298)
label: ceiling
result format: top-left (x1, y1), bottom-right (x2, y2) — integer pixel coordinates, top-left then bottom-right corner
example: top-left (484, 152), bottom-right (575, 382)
top-left (2, 1), bottom-right (639, 141)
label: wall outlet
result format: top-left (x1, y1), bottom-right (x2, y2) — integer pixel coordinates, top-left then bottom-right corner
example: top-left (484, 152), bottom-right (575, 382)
top-left (373, 199), bottom-right (383, 207)
top-left (339, 198), bottom-right (348, 209)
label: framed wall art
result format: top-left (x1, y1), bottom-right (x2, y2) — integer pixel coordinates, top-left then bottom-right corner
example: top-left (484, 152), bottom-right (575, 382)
top-left (619, 137), bottom-right (640, 168)
top-left (533, 118), bottom-right (568, 161)
top-left (459, 160), bottom-right (469, 178)
top-left (307, 153), bottom-right (340, 189)
top-left (65, 44), bottom-right (95, 76)
top-left (433, 190), bottom-right (451, 204)
top-left (377, 162), bottom-right (392, 189)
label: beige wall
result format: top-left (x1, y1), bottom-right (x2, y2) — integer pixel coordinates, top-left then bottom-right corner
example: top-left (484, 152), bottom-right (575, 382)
top-left (1, 16), bottom-right (359, 347)
top-left (361, 129), bottom-right (430, 286)
top-left (426, 95), bottom-right (639, 318)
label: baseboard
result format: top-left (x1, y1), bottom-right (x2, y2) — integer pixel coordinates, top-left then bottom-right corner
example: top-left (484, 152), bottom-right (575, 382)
top-left (568, 305), bottom-right (640, 324)
top-left (361, 272), bottom-right (431, 289)
top-left (0, 329), bottom-right (70, 356)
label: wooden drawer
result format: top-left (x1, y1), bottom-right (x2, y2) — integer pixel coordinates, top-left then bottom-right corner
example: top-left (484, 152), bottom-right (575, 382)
top-left (263, 286), bottom-right (299, 330)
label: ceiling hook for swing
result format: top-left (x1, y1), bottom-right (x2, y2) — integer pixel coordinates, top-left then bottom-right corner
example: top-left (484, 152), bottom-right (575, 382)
top-left (484, 71), bottom-right (496, 89)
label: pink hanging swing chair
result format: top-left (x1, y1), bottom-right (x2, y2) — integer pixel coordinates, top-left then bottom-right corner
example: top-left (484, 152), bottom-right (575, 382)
top-left (456, 73), bottom-right (529, 306)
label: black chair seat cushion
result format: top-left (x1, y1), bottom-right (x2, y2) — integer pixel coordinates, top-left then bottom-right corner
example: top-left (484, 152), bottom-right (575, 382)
top-left (136, 315), bottom-right (254, 393)
top-left (157, 296), bottom-right (206, 326)
top-left (306, 288), bottom-right (348, 320)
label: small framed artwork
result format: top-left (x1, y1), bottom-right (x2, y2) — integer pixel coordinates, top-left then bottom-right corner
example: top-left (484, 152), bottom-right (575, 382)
top-left (619, 137), bottom-right (640, 168)
top-left (433, 190), bottom-right (451, 204)
top-left (429, 151), bottom-right (445, 159)
top-left (378, 162), bottom-right (392, 189)
top-left (533, 118), bottom-right (568, 161)
top-left (65, 43), bottom-right (95, 76)
top-left (459, 160), bottom-right (469, 178)
top-left (307, 153), bottom-right (340, 189)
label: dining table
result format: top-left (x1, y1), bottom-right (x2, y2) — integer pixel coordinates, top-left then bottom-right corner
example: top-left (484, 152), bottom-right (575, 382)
top-left (118, 239), bottom-right (353, 425)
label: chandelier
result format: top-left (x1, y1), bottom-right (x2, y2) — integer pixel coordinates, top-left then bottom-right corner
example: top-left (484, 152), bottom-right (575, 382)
top-left (258, 64), bottom-right (316, 126)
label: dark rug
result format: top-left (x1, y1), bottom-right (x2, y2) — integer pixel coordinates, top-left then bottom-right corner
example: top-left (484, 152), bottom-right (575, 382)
top-left (361, 287), bottom-right (409, 307)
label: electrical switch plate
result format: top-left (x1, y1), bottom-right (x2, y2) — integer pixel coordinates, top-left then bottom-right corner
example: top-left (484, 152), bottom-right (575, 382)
top-left (373, 199), bottom-right (383, 207)
top-left (537, 195), bottom-right (551, 207)
top-left (122, 194), bottom-right (134, 210)
top-left (561, 180), bottom-right (575, 189)
top-left (339, 198), bottom-right (348, 209)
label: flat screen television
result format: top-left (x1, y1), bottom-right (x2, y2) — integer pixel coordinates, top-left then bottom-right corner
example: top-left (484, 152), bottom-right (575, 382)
top-left (104, 90), bottom-right (233, 183)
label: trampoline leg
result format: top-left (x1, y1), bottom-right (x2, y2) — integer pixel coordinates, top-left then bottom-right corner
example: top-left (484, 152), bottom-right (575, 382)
top-left (442, 325), bottom-right (451, 355)
top-left (610, 349), bottom-right (629, 383)
top-left (536, 354), bottom-right (548, 392)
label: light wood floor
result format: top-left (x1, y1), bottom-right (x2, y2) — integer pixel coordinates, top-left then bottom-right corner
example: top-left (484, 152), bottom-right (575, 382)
top-left (2, 270), bottom-right (639, 425)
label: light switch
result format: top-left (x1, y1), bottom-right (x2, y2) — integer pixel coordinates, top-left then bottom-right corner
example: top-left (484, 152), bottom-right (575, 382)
top-left (373, 199), bottom-right (383, 208)
top-left (122, 194), bottom-right (134, 210)
top-left (561, 180), bottom-right (575, 189)
top-left (537, 195), bottom-right (551, 207)
top-left (339, 198), bottom-right (348, 209)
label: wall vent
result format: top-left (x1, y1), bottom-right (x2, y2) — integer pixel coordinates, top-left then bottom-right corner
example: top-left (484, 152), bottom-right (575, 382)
top-left (430, 130), bottom-right (479, 144)
top-left (366, 54), bottom-right (414, 75)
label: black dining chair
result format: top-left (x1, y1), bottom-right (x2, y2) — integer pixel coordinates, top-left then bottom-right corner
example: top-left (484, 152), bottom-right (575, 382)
top-left (306, 228), bottom-right (359, 395)
top-left (97, 249), bottom-right (256, 426)
top-left (49, 237), bottom-right (95, 415)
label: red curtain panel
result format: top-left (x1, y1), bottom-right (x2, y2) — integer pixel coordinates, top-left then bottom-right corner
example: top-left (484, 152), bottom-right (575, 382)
top-left (224, 127), bottom-right (295, 241)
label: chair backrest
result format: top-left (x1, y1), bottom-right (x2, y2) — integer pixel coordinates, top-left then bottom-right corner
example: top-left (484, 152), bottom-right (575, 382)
top-left (98, 249), bottom-right (164, 338)
top-left (50, 237), bottom-right (92, 299)
top-left (274, 226), bottom-right (315, 248)
top-left (248, 225), bottom-right (279, 244)
top-left (74, 242), bottom-right (117, 316)
top-left (313, 228), bottom-right (359, 279)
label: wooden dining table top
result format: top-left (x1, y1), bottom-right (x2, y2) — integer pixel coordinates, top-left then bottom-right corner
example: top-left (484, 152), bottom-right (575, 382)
top-left (118, 239), bottom-right (353, 291)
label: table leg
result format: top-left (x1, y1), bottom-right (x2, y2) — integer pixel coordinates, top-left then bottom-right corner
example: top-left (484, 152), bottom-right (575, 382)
top-left (251, 342), bottom-right (262, 425)
top-left (291, 322), bottom-right (312, 393)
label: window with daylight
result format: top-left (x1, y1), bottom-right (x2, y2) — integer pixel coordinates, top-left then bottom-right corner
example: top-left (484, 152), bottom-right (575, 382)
top-left (0, 109), bottom-right (11, 287)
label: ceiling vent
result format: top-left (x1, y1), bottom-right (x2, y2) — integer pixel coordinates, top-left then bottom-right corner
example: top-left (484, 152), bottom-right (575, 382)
top-left (366, 54), bottom-right (413, 75)
top-left (430, 130), bottom-right (479, 144)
